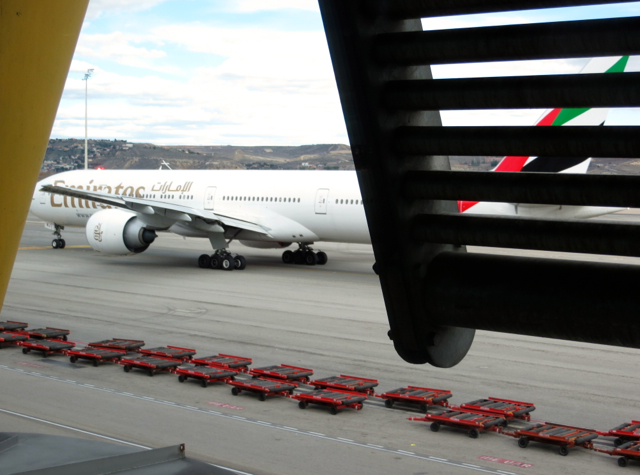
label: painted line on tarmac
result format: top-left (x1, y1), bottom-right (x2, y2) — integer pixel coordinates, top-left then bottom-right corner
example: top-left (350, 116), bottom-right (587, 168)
top-left (0, 407), bottom-right (254, 475)
top-left (0, 365), bottom-right (519, 475)
top-left (18, 245), bottom-right (91, 250)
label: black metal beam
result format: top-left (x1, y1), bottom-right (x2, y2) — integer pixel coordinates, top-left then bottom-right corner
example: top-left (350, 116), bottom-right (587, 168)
top-left (374, 0), bottom-right (640, 19)
top-left (425, 252), bottom-right (640, 348)
top-left (404, 170), bottom-right (640, 207)
top-left (395, 126), bottom-right (640, 158)
top-left (413, 213), bottom-right (640, 257)
top-left (375, 17), bottom-right (640, 65)
top-left (384, 72), bottom-right (640, 110)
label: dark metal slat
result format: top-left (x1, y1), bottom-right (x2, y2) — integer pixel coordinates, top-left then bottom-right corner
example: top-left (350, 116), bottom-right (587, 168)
top-left (384, 72), bottom-right (640, 110)
top-left (375, 17), bottom-right (640, 65)
top-left (395, 125), bottom-right (640, 158)
top-left (413, 213), bottom-right (640, 257)
top-left (404, 170), bottom-right (640, 208)
top-left (424, 252), bottom-right (640, 348)
top-left (375, 0), bottom-right (640, 19)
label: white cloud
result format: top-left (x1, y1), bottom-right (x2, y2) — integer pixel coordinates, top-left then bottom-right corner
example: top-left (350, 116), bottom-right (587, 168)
top-left (85, 0), bottom-right (168, 21)
top-left (234, 0), bottom-right (319, 13)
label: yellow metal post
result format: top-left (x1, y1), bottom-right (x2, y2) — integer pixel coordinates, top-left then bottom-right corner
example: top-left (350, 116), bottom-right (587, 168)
top-left (0, 0), bottom-right (89, 311)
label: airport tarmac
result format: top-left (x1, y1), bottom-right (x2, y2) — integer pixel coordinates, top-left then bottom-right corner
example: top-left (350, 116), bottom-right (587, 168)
top-left (1, 214), bottom-right (639, 474)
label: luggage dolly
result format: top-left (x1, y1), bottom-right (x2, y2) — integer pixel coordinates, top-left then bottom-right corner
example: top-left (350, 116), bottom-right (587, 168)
top-left (67, 347), bottom-right (127, 367)
top-left (309, 375), bottom-right (379, 395)
top-left (228, 377), bottom-right (298, 401)
top-left (595, 440), bottom-right (640, 467)
top-left (597, 421), bottom-right (640, 447)
top-left (192, 354), bottom-right (252, 372)
top-left (409, 408), bottom-right (506, 439)
top-left (249, 364), bottom-right (313, 383)
top-left (120, 355), bottom-right (182, 376)
top-left (19, 327), bottom-right (70, 341)
top-left (89, 339), bottom-right (145, 351)
top-left (376, 386), bottom-right (452, 412)
top-left (293, 389), bottom-right (368, 415)
top-left (176, 364), bottom-right (237, 388)
top-left (140, 346), bottom-right (196, 362)
top-left (510, 422), bottom-right (599, 456)
top-left (459, 397), bottom-right (535, 423)
top-left (20, 338), bottom-right (74, 357)
top-left (0, 321), bottom-right (28, 332)
top-left (0, 332), bottom-right (28, 348)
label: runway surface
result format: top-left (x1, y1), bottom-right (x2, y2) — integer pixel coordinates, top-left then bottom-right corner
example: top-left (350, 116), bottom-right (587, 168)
top-left (1, 213), bottom-right (639, 474)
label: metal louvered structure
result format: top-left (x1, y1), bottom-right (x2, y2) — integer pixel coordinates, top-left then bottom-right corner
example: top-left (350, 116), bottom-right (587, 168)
top-left (318, 1), bottom-right (640, 368)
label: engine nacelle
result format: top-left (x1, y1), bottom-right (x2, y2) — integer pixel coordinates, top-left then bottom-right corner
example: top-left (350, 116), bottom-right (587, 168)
top-left (239, 240), bottom-right (292, 249)
top-left (86, 209), bottom-right (157, 255)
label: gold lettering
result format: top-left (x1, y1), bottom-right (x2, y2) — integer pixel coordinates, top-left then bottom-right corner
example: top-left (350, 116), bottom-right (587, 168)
top-left (135, 186), bottom-right (145, 198)
top-left (51, 180), bottom-right (64, 208)
top-left (123, 186), bottom-right (134, 197)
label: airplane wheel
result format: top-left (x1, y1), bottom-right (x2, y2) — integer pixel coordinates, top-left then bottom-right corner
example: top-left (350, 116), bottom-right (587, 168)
top-left (294, 250), bottom-right (305, 264)
top-left (304, 252), bottom-right (317, 266)
top-left (52, 239), bottom-right (60, 249)
top-left (210, 255), bottom-right (222, 269)
top-left (234, 255), bottom-right (247, 270)
top-left (59, 239), bottom-right (66, 249)
top-left (282, 250), bottom-right (294, 264)
top-left (198, 254), bottom-right (211, 268)
top-left (316, 251), bottom-right (328, 265)
top-left (221, 256), bottom-right (234, 271)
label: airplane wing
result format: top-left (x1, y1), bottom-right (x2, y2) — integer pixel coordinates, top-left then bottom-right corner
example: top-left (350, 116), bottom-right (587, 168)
top-left (39, 185), bottom-right (268, 235)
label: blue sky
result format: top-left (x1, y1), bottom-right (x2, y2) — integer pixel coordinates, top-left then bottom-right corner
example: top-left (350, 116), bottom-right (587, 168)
top-left (50, 0), bottom-right (640, 146)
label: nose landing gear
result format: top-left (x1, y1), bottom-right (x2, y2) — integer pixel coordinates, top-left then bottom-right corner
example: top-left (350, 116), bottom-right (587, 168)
top-left (282, 243), bottom-right (327, 266)
top-left (51, 224), bottom-right (66, 249)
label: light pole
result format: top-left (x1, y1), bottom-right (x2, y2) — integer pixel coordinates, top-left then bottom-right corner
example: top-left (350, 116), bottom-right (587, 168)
top-left (82, 69), bottom-right (94, 170)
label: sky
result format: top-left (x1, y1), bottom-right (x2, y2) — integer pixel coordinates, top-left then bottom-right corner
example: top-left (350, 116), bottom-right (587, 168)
top-left (50, 0), bottom-right (640, 146)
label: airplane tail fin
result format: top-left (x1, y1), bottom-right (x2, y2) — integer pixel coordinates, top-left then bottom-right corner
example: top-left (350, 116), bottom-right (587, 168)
top-left (459, 55), bottom-right (630, 213)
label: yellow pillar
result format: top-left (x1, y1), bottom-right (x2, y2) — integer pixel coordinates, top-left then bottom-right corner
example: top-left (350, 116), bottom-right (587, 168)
top-left (0, 0), bottom-right (89, 311)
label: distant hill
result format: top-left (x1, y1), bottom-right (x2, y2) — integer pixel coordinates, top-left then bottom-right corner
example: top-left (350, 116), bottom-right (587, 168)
top-left (42, 138), bottom-right (639, 176)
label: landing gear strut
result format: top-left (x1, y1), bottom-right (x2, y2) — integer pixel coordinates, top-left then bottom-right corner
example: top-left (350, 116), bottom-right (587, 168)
top-left (51, 224), bottom-right (66, 249)
top-left (282, 243), bottom-right (327, 266)
top-left (198, 250), bottom-right (246, 271)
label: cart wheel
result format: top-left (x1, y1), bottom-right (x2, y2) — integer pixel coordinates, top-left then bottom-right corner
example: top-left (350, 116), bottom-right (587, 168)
top-left (69, 356), bottom-right (77, 363)
top-left (252, 375), bottom-right (258, 379)
top-left (618, 457), bottom-right (628, 467)
top-left (384, 399), bottom-right (394, 408)
top-left (124, 365), bottom-right (131, 372)
top-left (22, 348), bottom-right (29, 354)
top-left (298, 401), bottom-right (307, 409)
top-left (201, 380), bottom-right (208, 388)
top-left (231, 387), bottom-right (239, 396)
top-left (558, 446), bottom-right (569, 456)
top-left (614, 438), bottom-right (624, 447)
top-left (518, 437), bottom-right (529, 448)
top-left (147, 369), bottom-right (154, 377)
top-left (330, 407), bottom-right (338, 415)
top-left (42, 352), bottom-right (48, 358)
top-left (430, 422), bottom-right (440, 433)
top-left (468, 429), bottom-right (480, 439)
top-left (288, 389), bottom-right (295, 395)
top-left (92, 359), bottom-right (99, 367)
top-left (420, 404), bottom-right (428, 413)
top-left (62, 335), bottom-right (68, 341)
top-left (258, 393), bottom-right (266, 401)
top-left (178, 375), bottom-right (186, 382)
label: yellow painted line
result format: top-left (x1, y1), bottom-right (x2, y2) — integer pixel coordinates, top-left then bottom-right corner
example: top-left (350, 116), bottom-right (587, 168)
top-left (18, 245), bottom-right (91, 250)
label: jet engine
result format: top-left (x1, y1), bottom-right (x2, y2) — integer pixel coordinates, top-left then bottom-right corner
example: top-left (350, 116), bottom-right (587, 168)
top-left (86, 209), bottom-right (157, 255)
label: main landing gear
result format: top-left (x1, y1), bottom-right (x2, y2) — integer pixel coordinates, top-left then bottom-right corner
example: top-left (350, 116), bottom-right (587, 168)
top-left (51, 224), bottom-right (66, 249)
top-left (198, 251), bottom-right (246, 271)
top-left (282, 244), bottom-right (327, 266)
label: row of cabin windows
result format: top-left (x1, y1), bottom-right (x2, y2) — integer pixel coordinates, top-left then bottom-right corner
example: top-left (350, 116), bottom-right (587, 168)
top-left (222, 196), bottom-right (301, 203)
top-left (141, 194), bottom-right (194, 200)
top-left (336, 199), bottom-right (362, 205)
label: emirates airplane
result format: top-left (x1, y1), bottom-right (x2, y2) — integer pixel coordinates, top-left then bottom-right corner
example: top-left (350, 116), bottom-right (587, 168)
top-left (30, 56), bottom-right (628, 271)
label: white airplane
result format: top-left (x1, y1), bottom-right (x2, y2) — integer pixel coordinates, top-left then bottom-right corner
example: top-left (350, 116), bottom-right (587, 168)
top-left (30, 56), bottom-right (629, 270)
